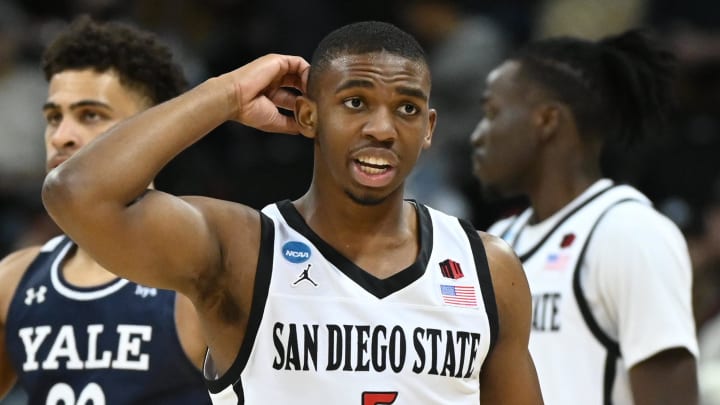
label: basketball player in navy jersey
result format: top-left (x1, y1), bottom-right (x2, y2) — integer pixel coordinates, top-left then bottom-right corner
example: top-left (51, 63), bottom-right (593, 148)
top-left (471, 30), bottom-right (698, 404)
top-left (42, 21), bottom-right (543, 404)
top-left (0, 16), bottom-right (211, 404)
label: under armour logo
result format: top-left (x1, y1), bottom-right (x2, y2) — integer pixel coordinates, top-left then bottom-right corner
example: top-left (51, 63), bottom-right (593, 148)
top-left (24, 286), bottom-right (47, 305)
top-left (134, 285), bottom-right (157, 298)
top-left (292, 264), bottom-right (318, 287)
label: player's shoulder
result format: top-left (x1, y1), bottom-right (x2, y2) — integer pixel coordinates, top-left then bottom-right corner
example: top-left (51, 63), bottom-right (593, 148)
top-left (479, 230), bottom-right (519, 265)
top-left (0, 245), bottom-right (43, 320)
top-left (0, 245), bottom-right (43, 277)
top-left (478, 231), bottom-right (528, 292)
top-left (596, 199), bottom-right (682, 238)
top-left (477, 230), bottom-right (532, 339)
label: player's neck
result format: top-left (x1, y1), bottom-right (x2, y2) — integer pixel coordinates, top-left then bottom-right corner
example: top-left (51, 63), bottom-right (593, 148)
top-left (296, 193), bottom-right (419, 279)
top-left (61, 246), bottom-right (121, 287)
top-left (299, 188), bottom-right (406, 229)
top-left (295, 190), bottom-right (413, 249)
top-left (529, 173), bottom-right (600, 223)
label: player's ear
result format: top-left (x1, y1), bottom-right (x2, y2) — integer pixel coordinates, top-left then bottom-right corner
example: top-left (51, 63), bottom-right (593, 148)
top-left (295, 96), bottom-right (317, 139)
top-left (422, 108), bottom-right (437, 150)
top-left (534, 102), bottom-right (561, 142)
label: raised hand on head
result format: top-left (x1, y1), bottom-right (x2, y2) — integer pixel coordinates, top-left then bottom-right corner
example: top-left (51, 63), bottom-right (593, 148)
top-left (222, 53), bottom-right (309, 134)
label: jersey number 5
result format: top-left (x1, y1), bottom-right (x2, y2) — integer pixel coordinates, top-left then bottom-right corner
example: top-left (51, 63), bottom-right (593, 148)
top-left (362, 391), bottom-right (398, 405)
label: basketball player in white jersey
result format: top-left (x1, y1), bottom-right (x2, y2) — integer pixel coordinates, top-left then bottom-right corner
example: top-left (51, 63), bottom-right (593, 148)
top-left (471, 29), bottom-right (698, 404)
top-left (42, 21), bottom-right (544, 404)
top-left (0, 16), bottom-right (211, 404)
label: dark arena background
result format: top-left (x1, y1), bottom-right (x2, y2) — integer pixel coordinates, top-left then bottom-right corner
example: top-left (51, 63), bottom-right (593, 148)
top-left (1, 0), bottom-right (719, 403)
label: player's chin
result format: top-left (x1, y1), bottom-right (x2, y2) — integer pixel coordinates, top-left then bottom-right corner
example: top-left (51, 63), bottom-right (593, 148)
top-left (344, 188), bottom-right (388, 206)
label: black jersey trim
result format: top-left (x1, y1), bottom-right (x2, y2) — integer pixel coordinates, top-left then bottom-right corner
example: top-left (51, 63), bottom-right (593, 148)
top-left (459, 219), bottom-right (499, 353)
top-left (572, 198), bottom-right (641, 404)
top-left (515, 183), bottom-right (616, 263)
top-left (276, 199), bottom-right (432, 299)
top-left (205, 211), bottom-right (275, 399)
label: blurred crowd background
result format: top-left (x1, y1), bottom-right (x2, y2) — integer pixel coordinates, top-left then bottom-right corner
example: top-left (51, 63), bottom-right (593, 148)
top-left (1, 0), bottom-right (720, 403)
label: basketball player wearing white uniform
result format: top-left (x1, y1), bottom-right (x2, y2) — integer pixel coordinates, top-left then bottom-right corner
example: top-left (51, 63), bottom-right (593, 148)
top-left (488, 180), bottom-right (698, 404)
top-left (42, 22), bottom-right (544, 404)
top-left (472, 30), bottom-right (699, 404)
top-left (204, 201), bottom-right (498, 403)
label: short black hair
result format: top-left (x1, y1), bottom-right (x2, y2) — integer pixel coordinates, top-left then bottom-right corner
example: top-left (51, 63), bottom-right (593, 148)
top-left (42, 15), bottom-right (187, 106)
top-left (512, 28), bottom-right (676, 145)
top-left (307, 21), bottom-right (428, 96)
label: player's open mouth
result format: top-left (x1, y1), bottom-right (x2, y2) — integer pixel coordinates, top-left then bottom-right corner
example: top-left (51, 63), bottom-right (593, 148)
top-left (351, 155), bottom-right (396, 188)
top-left (355, 157), bottom-right (392, 174)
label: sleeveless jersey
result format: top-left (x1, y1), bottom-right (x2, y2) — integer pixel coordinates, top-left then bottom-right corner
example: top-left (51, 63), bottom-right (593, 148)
top-left (494, 182), bottom-right (649, 404)
top-left (5, 235), bottom-right (212, 405)
top-left (204, 200), bottom-right (498, 404)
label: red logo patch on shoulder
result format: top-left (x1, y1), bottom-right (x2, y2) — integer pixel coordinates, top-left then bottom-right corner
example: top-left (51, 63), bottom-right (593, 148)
top-left (439, 259), bottom-right (464, 279)
top-left (560, 233), bottom-right (575, 248)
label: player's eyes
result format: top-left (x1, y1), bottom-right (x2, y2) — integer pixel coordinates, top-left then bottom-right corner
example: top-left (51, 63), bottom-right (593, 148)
top-left (343, 97), bottom-right (364, 109)
top-left (398, 103), bottom-right (418, 116)
top-left (45, 112), bottom-right (62, 126)
top-left (81, 111), bottom-right (103, 122)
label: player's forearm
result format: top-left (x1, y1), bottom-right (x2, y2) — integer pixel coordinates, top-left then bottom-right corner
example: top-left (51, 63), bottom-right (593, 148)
top-left (42, 76), bottom-right (234, 223)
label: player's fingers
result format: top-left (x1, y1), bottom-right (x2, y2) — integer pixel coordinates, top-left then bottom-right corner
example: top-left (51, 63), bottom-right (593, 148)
top-left (261, 110), bottom-right (301, 135)
top-left (237, 94), bottom-right (299, 134)
top-left (279, 70), bottom-right (308, 94)
top-left (239, 54), bottom-right (309, 99)
top-left (267, 87), bottom-right (301, 111)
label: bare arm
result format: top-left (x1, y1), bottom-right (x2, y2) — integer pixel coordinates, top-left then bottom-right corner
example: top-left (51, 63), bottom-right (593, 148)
top-left (479, 232), bottom-right (543, 405)
top-left (630, 348), bottom-right (698, 405)
top-left (42, 54), bottom-right (309, 297)
top-left (0, 247), bottom-right (41, 398)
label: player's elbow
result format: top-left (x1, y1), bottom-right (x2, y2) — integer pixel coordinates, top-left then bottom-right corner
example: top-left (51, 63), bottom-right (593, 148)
top-left (42, 165), bottom-right (90, 225)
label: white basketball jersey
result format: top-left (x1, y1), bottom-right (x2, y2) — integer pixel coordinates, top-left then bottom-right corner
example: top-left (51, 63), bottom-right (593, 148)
top-left (204, 200), bottom-right (498, 404)
top-left (495, 182), bottom-right (649, 405)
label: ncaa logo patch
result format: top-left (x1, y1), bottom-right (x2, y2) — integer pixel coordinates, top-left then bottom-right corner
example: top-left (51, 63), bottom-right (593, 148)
top-left (282, 241), bottom-right (311, 263)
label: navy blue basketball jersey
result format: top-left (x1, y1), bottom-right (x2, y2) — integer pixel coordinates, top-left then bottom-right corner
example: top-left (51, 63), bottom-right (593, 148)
top-left (5, 235), bottom-right (211, 404)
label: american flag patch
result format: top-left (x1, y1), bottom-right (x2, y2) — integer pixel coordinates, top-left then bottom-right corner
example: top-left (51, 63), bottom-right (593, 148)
top-left (544, 253), bottom-right (570, 271)
top-left (440, 285), bottom-right (477, 307)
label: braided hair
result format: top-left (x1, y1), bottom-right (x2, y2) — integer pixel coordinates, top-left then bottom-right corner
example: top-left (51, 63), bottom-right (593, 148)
top-left (512, 29), bottom-right (676, 145)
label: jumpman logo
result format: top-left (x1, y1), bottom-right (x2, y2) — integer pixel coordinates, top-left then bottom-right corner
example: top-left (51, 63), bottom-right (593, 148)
top-left (24, 286), bottom-right (47, 305)
top-left (293, 264), bottom-right (318, 287)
